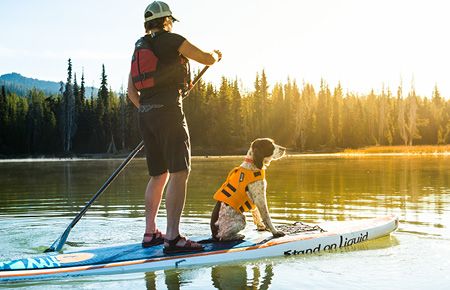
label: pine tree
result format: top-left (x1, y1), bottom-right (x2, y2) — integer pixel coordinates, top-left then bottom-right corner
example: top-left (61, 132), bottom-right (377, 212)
top-left (282, 78), bottom-right (295, 146)
top-left (7, 93), bottom-right (29, 153)
top-left (259, 70), bottom-right (269, 135)
top-left (397, 84), bottom-right (408, 145)
top-left (99, 65), bottom-right (109, 109)
top-left (431, 85), bottom-right (445, 144)
top-left (406, 86), bottom-right (420, 146)
top-left (316, 79), bottom-right (332, 147)
top-left (354, 98), bottom-right (366, 147)
top-left (26, 89), bottom-right (57, 153)
top-left (269, 82), bottom-right (284, 140)
top-left (60, 58), bottom-right (76, 152)
top-left (90, 81), bottom-right (95, 108)
top-left (331, 83), bottom-right (343, 148)
top-left (80, 70), bottom-right (86, 105)
top-left (385, 88), bottom-right (395, 145)
top-left (204, 83), bottom-right (216, 147)
top-left (378, 85), bottom-right (387, 145)
top-left (252, 73), bottom-right (261, 137)
top-left (72, 70), bottom-right (91, 153)
top-left (289, 79), bottom-right (301, 147)
top-left (73, 73), bottom-right (81, 115)
top-left (119, 86), bottom-right (127, 151)
top-left (215, 77), bottom-right (233, 150)
top-left (230, 79), bottom-right (243, 148)
top-left (97, 64), bottom-right (110, 152)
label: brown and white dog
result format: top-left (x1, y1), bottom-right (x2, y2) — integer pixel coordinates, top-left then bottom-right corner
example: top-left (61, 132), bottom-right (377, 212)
top-left (210, 138), bottom-right (286, 241)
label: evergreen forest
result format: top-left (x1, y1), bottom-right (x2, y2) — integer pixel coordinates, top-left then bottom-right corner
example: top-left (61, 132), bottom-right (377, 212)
top-left (0, 59), bottom-right (449, 156)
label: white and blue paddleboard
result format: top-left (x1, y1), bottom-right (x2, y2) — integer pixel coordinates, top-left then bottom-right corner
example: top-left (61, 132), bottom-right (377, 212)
top-left (0, 215), bottom-right (398, 282)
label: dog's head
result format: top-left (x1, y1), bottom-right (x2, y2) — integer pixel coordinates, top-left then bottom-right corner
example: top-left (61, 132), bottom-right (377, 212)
top-left (249, 138), bottom-right (286, 169)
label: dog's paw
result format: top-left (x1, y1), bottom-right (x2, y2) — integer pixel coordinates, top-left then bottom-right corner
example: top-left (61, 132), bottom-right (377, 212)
top-left (235, 233), bottom-right (245, 240)
top-left (272, 231), bottom-right (285, 238)
top-left (226, 234), bottom-right (245, 241)
top-left (256, 224), bottom-right (266, 231)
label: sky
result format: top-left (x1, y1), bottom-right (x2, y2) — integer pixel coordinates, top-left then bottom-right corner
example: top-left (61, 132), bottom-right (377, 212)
top-left (1, 0), bottom-right (449, 98)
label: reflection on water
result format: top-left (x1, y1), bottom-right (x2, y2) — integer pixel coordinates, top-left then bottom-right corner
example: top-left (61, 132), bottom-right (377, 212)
top-left (143, 263), bottom-right (274, 290)
top-left (0, 156), bottom-right (449, 289)
top-left (144, 263), bottom-right (274, 290)
top-left (211, 263), bottom-right (273, 290)
top-left (142, 235), bottom-right (400, 290)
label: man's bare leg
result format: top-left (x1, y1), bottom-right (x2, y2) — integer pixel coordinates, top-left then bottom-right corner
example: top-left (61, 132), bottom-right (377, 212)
top-left (144, 172), bottom-right (169, 243)
top-left (164, 170), bottom-right (189, 240)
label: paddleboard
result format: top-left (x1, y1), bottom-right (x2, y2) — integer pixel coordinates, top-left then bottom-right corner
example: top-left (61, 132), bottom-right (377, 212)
top-left (0, 215), bottom-right (398, 282)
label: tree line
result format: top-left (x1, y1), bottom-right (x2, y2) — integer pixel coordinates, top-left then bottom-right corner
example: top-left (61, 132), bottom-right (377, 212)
top-left (0, 59), bottom-right (449, 156)
top-left (0, 59), bottom-right (139, 156)
top-left (185, 71), bottom-right (449, 153)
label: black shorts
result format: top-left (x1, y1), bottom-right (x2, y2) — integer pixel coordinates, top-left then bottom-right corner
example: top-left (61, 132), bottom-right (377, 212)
top-left (138, 107), bottom-right (191, 176)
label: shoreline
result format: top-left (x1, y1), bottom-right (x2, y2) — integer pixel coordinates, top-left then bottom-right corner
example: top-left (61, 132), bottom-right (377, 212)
top-left (1, 145), bottom-right (449, 161)
top-left (1, 151), bottom-right (449, 162)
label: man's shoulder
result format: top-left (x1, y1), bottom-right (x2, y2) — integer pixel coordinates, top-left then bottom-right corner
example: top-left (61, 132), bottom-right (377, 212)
top-left (134, 35), bottom-right (149, 47)
top-left (162, 32), bottom-right (186, 42)
top-left (134, 32), bottom-right (186, 49)
top-left (157, 32), bottom-right (186, 50)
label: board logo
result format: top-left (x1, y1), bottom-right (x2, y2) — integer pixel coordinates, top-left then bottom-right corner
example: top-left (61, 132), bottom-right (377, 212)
top-left (284, 232), bottom-right (369, 256)
top-left (55, 253), bottom-right (95, 264)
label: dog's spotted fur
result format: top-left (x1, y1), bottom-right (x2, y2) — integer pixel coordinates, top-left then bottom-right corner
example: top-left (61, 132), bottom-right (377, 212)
top-left (210, 138), bottom-right (286, 241)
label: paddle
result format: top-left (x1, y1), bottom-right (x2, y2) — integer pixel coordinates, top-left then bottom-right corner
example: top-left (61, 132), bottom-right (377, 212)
top-left (183, 65), bottom-right (210, 99)
top-left (45, 65), bottom-right (212, 253)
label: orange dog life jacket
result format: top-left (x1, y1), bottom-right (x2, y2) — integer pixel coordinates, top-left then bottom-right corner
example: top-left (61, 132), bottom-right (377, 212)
top-left (213, 167), bottom-right (265, 213)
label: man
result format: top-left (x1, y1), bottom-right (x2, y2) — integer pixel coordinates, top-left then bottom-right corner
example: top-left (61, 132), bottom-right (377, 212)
top-left (127, 1), bottom-right (221, 253)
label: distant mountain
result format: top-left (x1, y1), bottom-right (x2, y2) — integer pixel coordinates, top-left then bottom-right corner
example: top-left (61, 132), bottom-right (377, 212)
top-left (0, 73), bottom-right (97, 97)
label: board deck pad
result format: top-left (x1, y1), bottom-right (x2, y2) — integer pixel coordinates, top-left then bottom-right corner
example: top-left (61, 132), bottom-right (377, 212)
top-left (0, 231), bottom-right (279, 271)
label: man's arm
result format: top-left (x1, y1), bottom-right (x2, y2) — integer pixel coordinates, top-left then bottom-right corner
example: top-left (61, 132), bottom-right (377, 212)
top-left (178, 40), bottom-right (221, 65)
top-left (127, 73), bottom-right (140, 108)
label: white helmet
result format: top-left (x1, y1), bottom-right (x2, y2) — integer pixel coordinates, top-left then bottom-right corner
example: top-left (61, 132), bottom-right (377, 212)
top-left (144, 1), bottom-right (178, 22)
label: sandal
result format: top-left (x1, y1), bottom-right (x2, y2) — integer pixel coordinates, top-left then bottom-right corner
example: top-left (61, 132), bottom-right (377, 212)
top-left (163, 235), bottom-right (204, 254)
top-left (142, 230), bottom-right (165, 248)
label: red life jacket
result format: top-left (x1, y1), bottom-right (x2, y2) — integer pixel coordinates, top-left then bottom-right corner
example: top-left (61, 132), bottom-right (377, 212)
top-left (130, 34), bottom-right (190, 92)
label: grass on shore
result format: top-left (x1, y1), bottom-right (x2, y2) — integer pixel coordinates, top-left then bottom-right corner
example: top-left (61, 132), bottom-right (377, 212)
top-left (343, 145), bottom-right (450, 154)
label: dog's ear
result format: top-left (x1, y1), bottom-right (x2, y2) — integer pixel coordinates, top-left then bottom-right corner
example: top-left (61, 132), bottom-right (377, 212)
top-left (253, 145), bottom-right (264, 169)
top-left (252, 138), bottom-right (275, 169)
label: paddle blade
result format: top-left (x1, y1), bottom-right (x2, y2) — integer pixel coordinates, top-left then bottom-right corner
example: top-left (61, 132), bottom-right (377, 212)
top-left (44, 246), bottom-right (56, 253)
top-left (44, 228), bottom-right (70, 253)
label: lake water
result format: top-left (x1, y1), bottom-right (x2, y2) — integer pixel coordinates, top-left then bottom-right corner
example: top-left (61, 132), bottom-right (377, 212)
top-left (0, 155), bottom-right (449, 289)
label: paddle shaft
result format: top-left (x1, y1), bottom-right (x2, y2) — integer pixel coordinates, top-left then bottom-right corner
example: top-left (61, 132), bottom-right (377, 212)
top-left (192, 66), bottom-right (209, 86)
top-left (183, 65), bottom-right (209, 99)
top-left (45, 66), bottom-right (211, 252)
top-left (72, 142), bottom-right (144, 224)
top-left (45, 141), bottom-right (144, 252)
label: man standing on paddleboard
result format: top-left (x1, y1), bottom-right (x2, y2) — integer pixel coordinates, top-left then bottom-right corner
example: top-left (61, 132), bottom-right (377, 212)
top-left (127, 1), bottom-right (221, 253)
